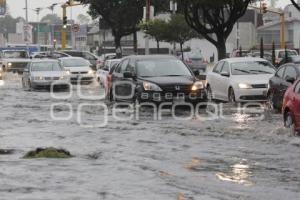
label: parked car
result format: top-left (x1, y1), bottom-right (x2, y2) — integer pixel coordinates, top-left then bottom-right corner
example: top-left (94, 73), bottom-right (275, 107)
top-left (62, 50), bottom-right (100, 71)
top-left (268, 63), bottom-right (300, 110)
top-left (22, 59), bottom-right (70, 90)
top-left (59, 57), bottom-right (94, 84)
top-left (277, 55), bottom-right (300, 67)
top-left (96, 59), bottom-right (121, 87)
top-left (109, 55), bottom-right (206, 104)
top-left (182, 51), bottom-right (207, 74)
top-left (206, 57), bottom-right (276, 102)
top-left (250, 51), bottom-right (272, 63)
top-left (230, 49), bottom-right (250, 58)
top-left (282, 78), bottom-right (300, 135)
top-left (275, 49), bottom-right (298, 65)
top-left (0, 50), bottom-right (31, 74)
top-left (31, 51), bottom-right (71, 59)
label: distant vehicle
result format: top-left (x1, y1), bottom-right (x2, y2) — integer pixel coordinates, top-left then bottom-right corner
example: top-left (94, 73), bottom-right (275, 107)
top-left (182, 51), bottom-right (207, 74)
top-left (31, 51), bottom-right (71, 59)
top-left (59, 57), bottom-right (94, 84)
top-left (0, 50), bottom-right (31, 74)
top-left (230, 49), bottom-right (250, 58)
top-left (109, 55), bottom-right (206, 104)
top-left (277, 55), bottom-right (300, 66)
top-left (250, 51), bottom-right (273, 62)
top-left (98, 53), bottom-right (117, 69)
top-left (62, 50), bottom-right (100, 71)
top-left (96, 59), bottom-right (121, 87)
top-left (22, 60), bottom-right (70, 91)
top-left (206, 57), bottom-right (276, 102)
top-left (282, 78), bottom-right (300, 135)
top-left (268, 64), bottom-right (300, 110)
top-left (275, 49), bottom-right (298, 65)
top-left (0, 66), bottom-right (3, 80)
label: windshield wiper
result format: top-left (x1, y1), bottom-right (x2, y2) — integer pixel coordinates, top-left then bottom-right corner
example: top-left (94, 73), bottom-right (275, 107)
top-left (249, 70), bottom-right (272, 74)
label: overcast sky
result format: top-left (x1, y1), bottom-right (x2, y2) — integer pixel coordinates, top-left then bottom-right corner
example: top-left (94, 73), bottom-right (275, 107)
top-left (5, 0), bottom-right (293, 22)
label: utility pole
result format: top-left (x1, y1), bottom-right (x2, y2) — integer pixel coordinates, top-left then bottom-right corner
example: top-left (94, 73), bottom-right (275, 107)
top-left (24, 0), bottom-right (29, 44)
top-left (33, 8), bottom-right (42, 45)
top-left (170, 0), bottom-right (177, 55)
top-left (48, 3), bottom-right (58, 46)
top-left (145, 0), bottom-right (150, 55)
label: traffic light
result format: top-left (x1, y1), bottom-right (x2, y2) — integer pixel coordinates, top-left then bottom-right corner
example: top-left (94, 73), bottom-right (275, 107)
top-left (63, 16), bottom-right (68, 25)
top-left (262, 2), bottom-right (268, 14)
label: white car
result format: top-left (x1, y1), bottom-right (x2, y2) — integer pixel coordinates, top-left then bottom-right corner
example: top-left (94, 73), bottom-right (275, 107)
top-left (275, 49), bottom-right (298, 65)
top-left (206, 57), bottom-right (276, 102)
top-left (59, 57), bottom-right (94, 84)
top-left (96, 59), bottom-right (121, 86)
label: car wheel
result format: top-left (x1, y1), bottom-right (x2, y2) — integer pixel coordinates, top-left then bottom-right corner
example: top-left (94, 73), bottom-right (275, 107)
top-left (228, 88), bottom-right (236, 103)
top-left (206, 85), bottom-right (213, 102)
top-left (285, 111), bottom-right (297, 136)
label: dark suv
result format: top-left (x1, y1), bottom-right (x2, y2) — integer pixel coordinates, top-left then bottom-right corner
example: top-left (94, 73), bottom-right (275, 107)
top-left (109, 55), bottom-right (207, 105)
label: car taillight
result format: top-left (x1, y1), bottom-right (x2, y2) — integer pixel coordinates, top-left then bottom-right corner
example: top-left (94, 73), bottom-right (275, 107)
top-left (185, 59), bottom-right (192, 64)
top-left (275, 59), bottom-right (280, 65)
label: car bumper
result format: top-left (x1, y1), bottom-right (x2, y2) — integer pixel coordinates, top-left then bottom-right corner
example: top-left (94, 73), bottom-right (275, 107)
top-left (235, 88), bottom-right (268, 102)
top-left (32, 80), bottom-right (70, 88)
top-left (138, 90), bottom-right (207, 104)
top-left (70, 74), bottom-right (94, 82)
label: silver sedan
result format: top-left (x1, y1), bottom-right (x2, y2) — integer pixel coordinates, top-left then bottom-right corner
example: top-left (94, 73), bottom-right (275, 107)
top-left (22, 59), bottom-right (70, 91)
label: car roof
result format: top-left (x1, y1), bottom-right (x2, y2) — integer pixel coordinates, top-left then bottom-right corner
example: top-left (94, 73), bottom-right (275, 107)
top-left (59, 57), bottom-right (85, 60)
top-left (106, 59), bottom-right (121, 62)
top-left (31, 59), bottom-right (58, 62)
top-left (221, 57), bottom-right (268, 63)
top-left (124, 55), bottom-right (178, 61)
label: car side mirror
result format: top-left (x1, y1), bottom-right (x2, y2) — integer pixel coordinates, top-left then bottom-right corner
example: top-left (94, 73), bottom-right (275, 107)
top-left (220, 72), bottom-right (230, 77)
top-left (123, 71), bottom-right (134, 79)
top-left (286, 76), bottom-right (295, 84)
top-left (193, 70), bottom-right (200, 76)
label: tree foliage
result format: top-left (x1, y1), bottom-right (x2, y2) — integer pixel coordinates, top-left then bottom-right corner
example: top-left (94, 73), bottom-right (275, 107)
top-left (0, 15), bottom-right (20, 35)
top-left (180, 0), bottom-right (252, 60)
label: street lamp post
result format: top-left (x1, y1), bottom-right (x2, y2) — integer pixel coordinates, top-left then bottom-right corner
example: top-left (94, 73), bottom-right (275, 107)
top-left (145, 0), bottom-right (150, 55)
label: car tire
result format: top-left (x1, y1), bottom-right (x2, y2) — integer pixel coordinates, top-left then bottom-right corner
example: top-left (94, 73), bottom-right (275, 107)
top-left (284, 111), bottom-right (297, 136)
top-left (228, 87), bottom-right (236, 103)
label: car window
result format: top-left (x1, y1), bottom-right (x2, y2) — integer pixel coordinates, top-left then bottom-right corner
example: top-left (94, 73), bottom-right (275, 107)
top-left (231, 61), bottom-right (275, 75)
top-left (213, 62), bottom-right (224, 73)
top-left (103, 62), bottom-right (109, 71)
top-left (221, 62), bottom-right (230, 74)
top-left (295, 81), bottom-right (300, 93)
top-left (120, 59), bottom-right (129, 73)
top-left (276, 67), bottom-right (285, 78)
top-left (284, 66), bottom-right (297, 80)
top-left (84, 52), bottom-right (95, 60)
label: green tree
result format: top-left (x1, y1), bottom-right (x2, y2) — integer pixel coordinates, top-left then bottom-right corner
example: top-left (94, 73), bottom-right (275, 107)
top-left (78, 0), bottom-right (144, 58)
top-left (0, 15), bottom-right (19, 37)
top-left (180, 0), bottom-right (252, 60)
top-left (139, 19), bottom-right (168, 53)
top-left (165, 14), bottom-right (199, 60)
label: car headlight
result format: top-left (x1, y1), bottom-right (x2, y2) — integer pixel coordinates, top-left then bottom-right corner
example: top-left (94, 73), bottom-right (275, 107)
top-left (238, 83), bottom-right (252, 89)
top-left (66, 70), bottom-right (70, 75)
top-left (34, 76), bottom-right (44, 81)
top-left (8, 63), bottom-right (12, 67)
top-left (143, 81), bottom-right (162, 91)
top-left (60, 76), bottom-right (66, 80)
top-left (191, 81), bottom-right (204, 91)
top-left (88, 70), bottom-right (94, 75)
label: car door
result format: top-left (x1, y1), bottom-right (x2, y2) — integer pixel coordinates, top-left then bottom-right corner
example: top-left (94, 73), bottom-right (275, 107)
top-left (208, 61), bottom-right (224, 99)
top-left (217, 61), bottom-right (231, 100)
top-left (271, 66), bottom-right (286, 105)
top-left (112, 59), bottom-right (130, 100)
top-left (293, 81), bottom-right (300, 128)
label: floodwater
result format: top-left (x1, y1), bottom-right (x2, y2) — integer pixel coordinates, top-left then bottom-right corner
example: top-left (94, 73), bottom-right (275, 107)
top-left (0, 75), bottom-right (299, 200)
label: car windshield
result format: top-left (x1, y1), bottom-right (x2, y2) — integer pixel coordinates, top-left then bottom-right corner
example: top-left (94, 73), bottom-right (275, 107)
top-left (62, 59), bottom-right (90, 67)
top-left (231, 61), bottom-right (275, 75)
top-left (291, 56), bottom-right (300, 63)
top-left (279, 51), bottom-right (298, 58)
top-left (137, 59), bottom-right (192, 77)
top-left (187, 52), bottom-right (203, 60)
top-left (3, 51), bottom-right (29, 58)
top-left (31, 62), bottom-right (62, 71)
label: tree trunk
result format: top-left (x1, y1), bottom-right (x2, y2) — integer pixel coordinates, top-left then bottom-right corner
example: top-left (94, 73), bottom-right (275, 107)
top-left (156, 40), bottom-right (160, 54)
top-left (114, 36), bottom-right (122, 58)
top-left (133, 31), bottom-right (138, 55)
top-left (216, 41), bottom-right (226, 60)
top-left (180, 43), bottom-right (184, 61)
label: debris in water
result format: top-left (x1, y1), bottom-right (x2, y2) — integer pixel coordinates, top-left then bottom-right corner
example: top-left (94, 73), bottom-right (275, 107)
top-left (23, 147), bottom-right (73, 159)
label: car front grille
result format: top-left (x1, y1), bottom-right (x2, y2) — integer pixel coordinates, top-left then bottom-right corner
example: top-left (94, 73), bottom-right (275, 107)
top-left (71, 72), bottom-right (88, 75)
top-left (240, 95), bottom-right (267, 101)
top-left (45, 77), bottom-right (60, 81)
top-left (10, 62), bottom-right (29, 69)
top-left (251, 84), bottom-right (268, 89)
top-left (161, 85), bottom-right (192, 94)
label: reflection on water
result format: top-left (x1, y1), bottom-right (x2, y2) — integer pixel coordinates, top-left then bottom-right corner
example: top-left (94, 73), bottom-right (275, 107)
top-left (216, 162), bottom-right (253, 186)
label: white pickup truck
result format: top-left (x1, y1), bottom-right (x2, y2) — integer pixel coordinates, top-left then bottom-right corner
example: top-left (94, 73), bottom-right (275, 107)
top-left (0, 50), bottom-right (31, 74)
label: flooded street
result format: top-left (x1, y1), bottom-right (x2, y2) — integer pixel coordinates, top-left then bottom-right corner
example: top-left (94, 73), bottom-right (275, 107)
top-left (0, 75), bottom-right (299, 200)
